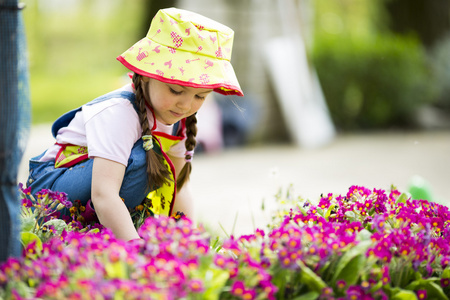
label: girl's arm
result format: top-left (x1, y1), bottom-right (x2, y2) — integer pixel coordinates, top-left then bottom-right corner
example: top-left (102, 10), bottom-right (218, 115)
top-left (91, 157), bottom-right (140, 241)
top-left (170, 155), bottom-right (195, 220)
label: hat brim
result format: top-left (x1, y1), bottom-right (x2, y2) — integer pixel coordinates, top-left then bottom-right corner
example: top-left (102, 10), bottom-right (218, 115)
top-left (117, 37), bottom-right (243, 97)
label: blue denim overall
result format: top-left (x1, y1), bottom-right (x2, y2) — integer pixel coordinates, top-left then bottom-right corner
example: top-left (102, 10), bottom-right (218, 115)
top-left (27, 90), bottom-right (179, 210)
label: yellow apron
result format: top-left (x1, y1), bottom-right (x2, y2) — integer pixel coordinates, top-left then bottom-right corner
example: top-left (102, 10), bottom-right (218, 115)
top-left (54, 131), bottom-right (184, 217)
top-left (54, 144), bottom-right (88, 168)
top-left (145, 131), bottom-right (183, 216)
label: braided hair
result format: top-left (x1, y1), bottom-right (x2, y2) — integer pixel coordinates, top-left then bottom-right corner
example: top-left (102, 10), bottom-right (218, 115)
top-left (177, 114), bottom-right (197, 190)
top-left (132, 73), bottom-right (197, 191)
top-left (132, 73), bottom-right (171, 189)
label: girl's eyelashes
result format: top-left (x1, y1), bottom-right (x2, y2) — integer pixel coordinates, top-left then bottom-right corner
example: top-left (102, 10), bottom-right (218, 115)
top-left (195, 95), bottom-right (207, 100)
top-left (169, 87), bottom-right (182, 95)
top-left (169, 86), bottom-right (208, 100)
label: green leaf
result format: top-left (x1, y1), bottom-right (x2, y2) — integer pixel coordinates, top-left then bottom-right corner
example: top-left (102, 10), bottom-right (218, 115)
top-left (73, 267), bottom-right (96, 280)
top-left (406, 280), bottom-right (449, 300)
top-left (405, 277), bottom-right (440, 290)
top-left (332, 240), bottom-right (371, 285)
top-left (5, 281), bottom-right (34, 299)
top-left (292, 291), bottom-right (320, 300)
top-left (201, 268), bottom-right (230, 300)
top-left (324, 204), bottom-right (336, 220)
top-left (356, 229), bottom-right (372, 241)
top-left (114, 291), bottom-right (126, 300)
top-left (335, 254), bottom-right (366, 286)
top-left (21, 231), bottom-right (43, 251)
top-left (316, 207), bottom-right (324, 217)
top-left (391, 290), bottom-right (418, 300)
top-left (421, 281), bottom-right (449, 300)
top-left (21, 214), bottom-right (35, 232)
top-left (89, 228), bottom-right (100, 234)
top-left (273, 268), bottom-right (289, 299)
top-left (443, 266), bottom-right (450, 279)
top-left (298, 206), bottom-right (308, 216)
top-left (396, 193), bottom-right (410, 204)
top-left (298, 260), bottom-right (327, 292)
top-left (344, 211), bottom-right (356, 220)
top-left (42, 219), bottom-right (68, 235)
top-left (105, 261), bottom-right (127, 279)
top-left (370, 280), bottom-right (383, 293)
top-left (190, 256), bottom-right (229, 300)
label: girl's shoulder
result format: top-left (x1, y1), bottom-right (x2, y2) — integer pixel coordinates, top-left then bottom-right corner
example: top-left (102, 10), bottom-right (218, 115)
top-left (85, 83), bottom-right (135, 107)
top-left (82, 86), bottom-right (138, 124)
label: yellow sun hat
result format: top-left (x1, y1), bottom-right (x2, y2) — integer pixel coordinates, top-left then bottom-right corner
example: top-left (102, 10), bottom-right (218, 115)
top-left (117, 7), bottom-right (243, 96)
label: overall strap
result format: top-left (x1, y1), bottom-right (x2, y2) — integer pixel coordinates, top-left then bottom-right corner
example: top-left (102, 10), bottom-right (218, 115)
top-left (51, 89), bottom-right (183, 138)
top-left (51, 90), bottom-right (136, 138)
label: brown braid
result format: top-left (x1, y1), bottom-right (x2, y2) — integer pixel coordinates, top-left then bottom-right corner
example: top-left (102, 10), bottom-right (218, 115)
top-left (132, 73), bottom-right (171, 189)
top-left (177, 114), bottom-right (197, 191)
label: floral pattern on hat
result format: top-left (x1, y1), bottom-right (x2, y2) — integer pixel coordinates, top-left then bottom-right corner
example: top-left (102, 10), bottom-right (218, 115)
top-left (117, 7), bottom-right (243, 96)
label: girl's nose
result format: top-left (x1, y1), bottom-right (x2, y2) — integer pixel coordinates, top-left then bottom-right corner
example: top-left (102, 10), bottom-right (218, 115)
top-left (176, 96), bottom-right (192, 111)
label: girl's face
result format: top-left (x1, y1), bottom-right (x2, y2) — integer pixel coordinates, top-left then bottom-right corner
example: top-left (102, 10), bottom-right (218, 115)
top-left (141, 77), bottom-right (213, 125)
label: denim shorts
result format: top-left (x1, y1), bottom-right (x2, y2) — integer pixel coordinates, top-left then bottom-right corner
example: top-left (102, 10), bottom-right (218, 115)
top-left (27, 139), bottom-right (149, 209)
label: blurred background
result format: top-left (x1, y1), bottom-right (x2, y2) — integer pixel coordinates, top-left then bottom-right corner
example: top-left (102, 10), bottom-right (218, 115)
top-left (18, 0), bottom-right (450, 235)
top-left (22, 0), bottom-right (450, 132)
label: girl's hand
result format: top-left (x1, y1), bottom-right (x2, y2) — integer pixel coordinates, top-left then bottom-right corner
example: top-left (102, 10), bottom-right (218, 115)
top-left (91, 157), bottom-right (140, 241)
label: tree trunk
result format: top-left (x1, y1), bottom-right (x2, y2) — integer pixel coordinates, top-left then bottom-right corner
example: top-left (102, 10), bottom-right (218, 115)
top-left (385, 0), bottom-right (450, 49)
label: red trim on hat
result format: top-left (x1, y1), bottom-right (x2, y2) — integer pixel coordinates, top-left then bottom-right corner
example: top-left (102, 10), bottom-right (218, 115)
top-left (117, 56), bottom-right (244, 97)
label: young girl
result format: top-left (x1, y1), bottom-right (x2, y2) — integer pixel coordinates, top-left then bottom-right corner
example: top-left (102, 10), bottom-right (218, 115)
top-left (26, 7), bottom-right (243, 241)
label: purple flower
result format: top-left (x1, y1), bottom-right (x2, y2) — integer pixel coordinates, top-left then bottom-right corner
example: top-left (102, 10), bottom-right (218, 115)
top-left (336, 280), bottom-right (346, 289)
top-left (372, 214), bottom-right (386, 232)
top-left (79, 199), bottom-right (97, 223)
top-left (21, 197), bottom-right (32, 208)
top-left (18, 182), bottom-right (31, 195)
top-left (416, 289), bottom-right (427, 299)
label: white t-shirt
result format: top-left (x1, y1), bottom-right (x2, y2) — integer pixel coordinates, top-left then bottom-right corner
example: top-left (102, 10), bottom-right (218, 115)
top-left (40, 84), bottom-right (187, 166)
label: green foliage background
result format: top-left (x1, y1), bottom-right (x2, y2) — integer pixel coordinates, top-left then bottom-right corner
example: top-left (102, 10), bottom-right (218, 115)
top-left (311, 0), bottom-right (438, 130)
top-left (23, 0), bottom-right (441, 130)
top-left (23, 0), bottom-right (145, 124)
top-left (312, 34), bottom-right (434, 130)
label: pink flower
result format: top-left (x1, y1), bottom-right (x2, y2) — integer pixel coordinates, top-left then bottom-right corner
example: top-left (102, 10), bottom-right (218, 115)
top-left (416, 289), bottom-right (427, 299)
top-left (231, 280), bottom-right (246, 297)
top-left (242, 288), bottom-right (256, 300)
top-left (189, 279), bottom-right (204, 292)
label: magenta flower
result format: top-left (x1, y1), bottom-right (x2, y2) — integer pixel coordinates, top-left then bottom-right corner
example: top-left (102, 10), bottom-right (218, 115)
top-left (336, 279), bottom-right (347, 289)
top-left (255, 228), bottom-right (265, 238)
top-left (260, 280), bottom-right (277, 300)
top-left (18, 182), bottom-right (30, 194)
top-left (188, 279), bottom-right (204, 292)
top-left (242, 288), bottom-right (256, 300)
top-left (21, 197), bottom-right (32, 208)
top-left (5, 184), bottom-right (450, 299)
top-left (318, 193), bottom-right (333, 209)
top-left (416, 289), bottom-right (427, 299)
top-left (371, 214), bottom-right (386, 231)
top-left (230, 280), bottom-right (246, 297)
top-left (222, 236), bottom-right (241, 256)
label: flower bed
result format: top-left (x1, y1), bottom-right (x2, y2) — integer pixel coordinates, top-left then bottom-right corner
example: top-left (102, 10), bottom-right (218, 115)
top-left (1, 185), bottom-right (450, 299)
